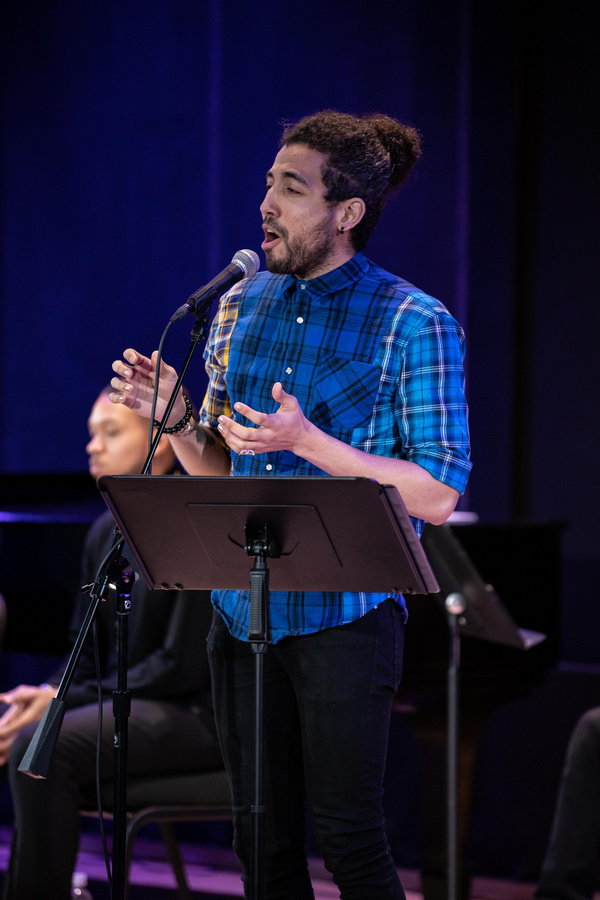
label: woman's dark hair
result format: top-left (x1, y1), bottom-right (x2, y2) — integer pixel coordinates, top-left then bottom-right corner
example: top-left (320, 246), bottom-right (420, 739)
top-left (280, 110), bottom-right (422, 250)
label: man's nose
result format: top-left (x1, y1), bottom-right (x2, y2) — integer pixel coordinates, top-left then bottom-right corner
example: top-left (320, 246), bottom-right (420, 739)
top-left (260, 189), bottom-right (278, 219)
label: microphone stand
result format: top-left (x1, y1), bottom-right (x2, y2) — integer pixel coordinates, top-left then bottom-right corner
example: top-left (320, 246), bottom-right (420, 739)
top-left (141, 312), bottom-right (210, 473)
top-left (18, 310), bottom-right (211, 900)
top-left (18, 552), bottom-right (136, 897)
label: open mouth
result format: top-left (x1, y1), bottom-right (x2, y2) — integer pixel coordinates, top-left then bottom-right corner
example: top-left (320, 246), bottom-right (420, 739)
top-left (261, 226), bottom-right (281, 251)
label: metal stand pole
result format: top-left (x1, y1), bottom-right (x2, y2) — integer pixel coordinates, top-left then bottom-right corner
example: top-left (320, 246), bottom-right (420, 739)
top-left (245, 523), bottom-right (279, 900)
top-left (445, 591), bottom-right (467, 900)
top-left (111, 565), bottom-right (135, 898)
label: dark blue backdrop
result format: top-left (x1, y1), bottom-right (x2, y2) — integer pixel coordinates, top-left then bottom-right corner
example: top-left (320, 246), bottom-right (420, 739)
top-left (2, 0), bottom-right (600, 882)
top-left (1, 2), bottom-right (599, 666)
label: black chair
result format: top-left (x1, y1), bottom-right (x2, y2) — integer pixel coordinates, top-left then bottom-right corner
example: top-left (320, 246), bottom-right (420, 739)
top-left (80, 768), bottom-right (232, 899)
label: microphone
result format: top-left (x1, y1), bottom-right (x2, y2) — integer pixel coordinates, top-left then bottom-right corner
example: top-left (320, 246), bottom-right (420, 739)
top-left (170, 249), bottom-right (260, 323)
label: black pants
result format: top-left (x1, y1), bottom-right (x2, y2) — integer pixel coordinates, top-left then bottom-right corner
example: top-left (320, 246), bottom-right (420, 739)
top-left (2, 698), bottom-right (222, 900)
top-left (536, 706), bottom-right (600, 900)
top-left (208, 600), bottom-right (407, 900)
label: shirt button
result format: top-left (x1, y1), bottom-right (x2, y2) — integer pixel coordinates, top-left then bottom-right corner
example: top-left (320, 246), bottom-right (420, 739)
top-left (285, 366), bottom-right (293, 375)
top-left (296, 316), bottom-right (304, 324)
top-left (299, 284), bottom-right (306, 290)
top-left (265, 463), bottom-right (273, 471)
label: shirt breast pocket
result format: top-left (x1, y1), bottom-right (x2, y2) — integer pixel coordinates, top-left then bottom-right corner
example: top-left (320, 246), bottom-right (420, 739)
top-left (311, 357), bottom-right (381, 433)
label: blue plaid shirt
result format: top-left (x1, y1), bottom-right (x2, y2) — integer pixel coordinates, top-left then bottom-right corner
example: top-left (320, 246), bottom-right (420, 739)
top-left (201, 251), bottom-right (471, 643)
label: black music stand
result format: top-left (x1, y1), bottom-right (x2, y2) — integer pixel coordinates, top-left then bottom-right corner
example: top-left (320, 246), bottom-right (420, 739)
top-left (419, 522), bottom-right (545, 900)
top-left (98, 474), bottom-right (439, 899)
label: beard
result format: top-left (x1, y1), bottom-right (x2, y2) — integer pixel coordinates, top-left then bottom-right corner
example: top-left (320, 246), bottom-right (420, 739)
top-left (264, 213), bottom-right (338, 279)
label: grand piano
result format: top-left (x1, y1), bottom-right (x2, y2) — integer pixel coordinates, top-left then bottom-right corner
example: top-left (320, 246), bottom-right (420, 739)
top-left (0, 475), bottom-right (562, 897)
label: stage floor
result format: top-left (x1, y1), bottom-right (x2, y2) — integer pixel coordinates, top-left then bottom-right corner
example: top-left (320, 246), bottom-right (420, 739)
top-left (0, 824), bottom-right (546, 899)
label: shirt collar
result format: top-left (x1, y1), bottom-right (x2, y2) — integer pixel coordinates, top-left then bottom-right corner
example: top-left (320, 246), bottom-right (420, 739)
top-left (282, 251), bottom-right (370, 302)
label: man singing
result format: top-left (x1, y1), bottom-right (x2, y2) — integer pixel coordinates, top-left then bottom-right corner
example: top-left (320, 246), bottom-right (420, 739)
top-left (111, 110), bottom-right (471, 899)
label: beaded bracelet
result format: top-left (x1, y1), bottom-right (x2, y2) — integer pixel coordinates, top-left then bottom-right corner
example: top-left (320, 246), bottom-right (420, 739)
top-left (153, 394), bottom-right (193, 434)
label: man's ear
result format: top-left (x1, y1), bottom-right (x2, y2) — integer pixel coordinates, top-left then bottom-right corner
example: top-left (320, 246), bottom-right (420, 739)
top-left (337, 197), bottom-right (366, 234)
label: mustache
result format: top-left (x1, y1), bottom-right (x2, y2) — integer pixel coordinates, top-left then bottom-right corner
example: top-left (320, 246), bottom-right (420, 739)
top-left (262, 217), bottom-right (288, 241)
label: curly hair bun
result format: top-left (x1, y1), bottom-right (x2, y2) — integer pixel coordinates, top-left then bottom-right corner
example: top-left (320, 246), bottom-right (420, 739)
top-left (365, 115), bottom-right (422, 191)
top-left (280, 109), bottom-right (422, 249)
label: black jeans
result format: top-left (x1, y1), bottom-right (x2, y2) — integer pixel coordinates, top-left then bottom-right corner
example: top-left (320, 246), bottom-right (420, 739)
top-left (536, 706), bottom-right (600, 900)
top-left (2, 698), bottom-right (222, 900)
top-left (207, 599), bottom-right (407, 899)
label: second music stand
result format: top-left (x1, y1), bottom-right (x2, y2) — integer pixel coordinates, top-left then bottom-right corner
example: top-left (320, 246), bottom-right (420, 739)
top-left (419, 522), bottom-right (546, 900)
